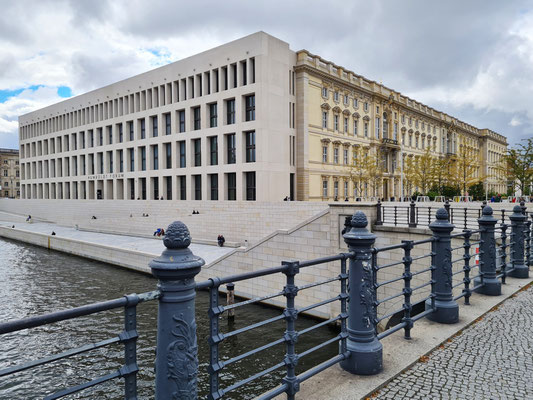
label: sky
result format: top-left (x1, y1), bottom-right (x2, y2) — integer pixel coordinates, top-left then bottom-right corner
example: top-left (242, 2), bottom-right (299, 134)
top-left (1, 0), bottom-right (532, 149)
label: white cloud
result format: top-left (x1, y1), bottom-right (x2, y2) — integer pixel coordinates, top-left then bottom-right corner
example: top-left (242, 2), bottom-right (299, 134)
top-left (510, 116), bottom-right (523, 127)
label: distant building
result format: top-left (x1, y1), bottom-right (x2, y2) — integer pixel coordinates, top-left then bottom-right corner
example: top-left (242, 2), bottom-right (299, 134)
top-left (0, 148), bottom-right (20, 198)
top-left (18, 32), bottom-right (508, 202)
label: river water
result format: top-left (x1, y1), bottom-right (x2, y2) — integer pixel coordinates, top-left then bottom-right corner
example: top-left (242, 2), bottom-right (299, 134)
top-left (0, 238), bottom-right (338, 399)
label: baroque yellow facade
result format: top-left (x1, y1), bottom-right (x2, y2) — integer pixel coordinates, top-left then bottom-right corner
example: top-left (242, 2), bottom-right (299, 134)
top-left (294, 50), bottom-right (508, 201)
top-left (0, 148), bottom-right (21, 198)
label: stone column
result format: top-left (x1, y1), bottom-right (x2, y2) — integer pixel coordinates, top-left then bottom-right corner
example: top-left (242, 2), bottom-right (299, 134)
top-left (150, 221), bottom-right (205, 399)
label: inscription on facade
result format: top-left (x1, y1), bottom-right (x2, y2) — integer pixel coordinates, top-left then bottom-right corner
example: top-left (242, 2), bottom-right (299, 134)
top-left (88, 173), bottom-right (124, 180)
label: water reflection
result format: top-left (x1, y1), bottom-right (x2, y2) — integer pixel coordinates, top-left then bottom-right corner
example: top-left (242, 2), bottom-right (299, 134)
top-left (0, 238), bottom-right (338, 399)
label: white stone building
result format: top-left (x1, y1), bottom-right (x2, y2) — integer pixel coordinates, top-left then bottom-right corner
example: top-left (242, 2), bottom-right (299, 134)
top-left (18, 32), bottom-right (297, 202)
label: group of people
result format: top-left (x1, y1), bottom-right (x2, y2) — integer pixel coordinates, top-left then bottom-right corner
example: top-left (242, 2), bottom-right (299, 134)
top-left (153, 228), bottom-right (165, 237)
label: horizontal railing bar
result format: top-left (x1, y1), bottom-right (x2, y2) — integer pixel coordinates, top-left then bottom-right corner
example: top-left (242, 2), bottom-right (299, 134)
top-left (222, 338), bottom-right (285, 368)
top-left (411, 237), bottom-right (436, 246)
top-left (375, 275), bottom-right (404, 288)
top-left (376, 290), bottom-right (404, 305)
top-left (450, 245), bottom-right (467, 251)
top-left (298, 296), bottom-right (341, 314)
top-left (44, 370), bottom-right (122, 400)
top-left (411, 307), bottom-right (436, 322)
top-left (452, 269), bottom-right (466, 276)
top-left (0, 336), bottom-right (121, 377)
top-left (298, 333), bottom-right (345, 359)
top-left (223, 314), bottom-right (285, 340)
top-left (410, 253), bottom-right (433, 262)
top-left (297, 276), bottom-right (341, 292)
top-left (219, 361), bottom-right (286, 397)
top-left (298, 253), bottom-right (350, 268)
top-left (451, 257), bottom-right (466, 264)
top-left (452, 281), bottom-right (466, 289)
top-left (377, 321), bottom-right (407, 340)
top-left (470, 283), bottom-right (484, 291)
top-left (221, 290), bottom-right (285, 312)
top-left (377, 308), bottom-right (403, 323)
top-left (469, 241), bottom-right (482, 246)
top-left (376, 260), bottom-right (405, 270)
top-left (297, 353), bottom-right (348, 384)
top-left (0, 291), bottom-right (158, 335)
top-left (453, 291), bottom-right (467, 301)
top-left (196, 265), bottom-right (289, 290)
top-left (411, 281), bottom-right (432, 292)
top-left (374, 243), bottom-right (407, 253)
top-left (256, 383), bottom-right (289, 400)
top-left (411, 267), bottom-right (433, 277)
top-left (298, 315), bottom-right (342, 337)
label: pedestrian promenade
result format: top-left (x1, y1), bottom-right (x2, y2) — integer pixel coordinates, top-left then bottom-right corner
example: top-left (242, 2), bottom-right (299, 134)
top-left (0, 214), bottom-right (232, 266)
top-left (374, 283), bottom-right (533, 400)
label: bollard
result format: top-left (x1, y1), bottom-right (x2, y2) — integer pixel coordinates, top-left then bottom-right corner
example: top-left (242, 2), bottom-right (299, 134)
top-left (520, 200), bottom-right (527, 216)
top-left (150, 221), bottom-right (205, 400)
top-left (375, 199), bottom-right (383, 226)
top-left (409, 200), bottom-right (417, 227)
top-left (509, 205), bottom-right (529, 278)
top-left (340, 211), bottom-right (382, 375)
top-left (425, 208), bottom-right (459, 323)
top-left (226, 283), bottom-right (235, 322)
top-left (474, 206), bottom-right (501, 295)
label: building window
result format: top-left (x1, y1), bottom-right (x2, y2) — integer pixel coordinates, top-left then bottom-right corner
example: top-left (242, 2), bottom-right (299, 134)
top-left (179, 141), bottom-right (186, 168)
top-left (129, 122), bottom-right (134, 141)
top-left (193, 138), bottom-right (201, 166)
top-left (343, 149), bottom-right (348, 164)
top-left (209, 103), bottom-right (218, 128)
top-left (107, 126), bottom-right (112, 145)
top-left (322, 146), bottom-right (328, 163)
top-left (227, 173), bottom-right (236, 200)
top-left (178, 110), bottom-right (186, 132)
top-left (226, 99), bottom-right (235, 124)
top-left (393, 122), bottom-right (398, 140)
top-left (343, 95), bottom-right (349, 105)
top-left (119, 150), bottom-right (123, 172)
top-left (322, 87), bottom-right (328, 98)
top-left (364, 102), bottom-right (369, 112)
top-left (118, 124), bottom-right (123, 142)
top-left (334, 148), bottom-right (339, 164)
top-left (226, 134), bottom-right (236, 164)
top-left (140, 119), bottom-right (146, 139)
top-left (353, 120), bottom-right (358, 136)
top-left (152, 116), bottom-right (158, 137)
top-left (166, 176), bottom-right (172, 200)
top-left (354, 98), bottom-right (358, 108)
top-left (165, 143), bottom-right (172, 168)
top-left (209, 136), bottom-right (218, 165)
top-left (178, 176), bottom-right (186, 200)
top-left (409, 135), bottom-right (412, 147)
top-left (344, 181), bottom-right (348, 197)
top-left (165, 113), bottom-right (171, 135)
top-left (322, 180), bottom-right (328, 197)
top-left (246, 171), bottom-right (256, 200)
top-left (193, 107), bottom-right (201, 130)
top-left (322, 112), bottom-right (328, 129)
top-left (140, 147), bottom-right (146, 171)
top-left (210, 174), bottom-right (218, 200)
top-left (153, 145), bottom-right (158, 170)
top-left (334, 92), bottom-right (339, 102)
top-left (194, 175), bottom-right (202, 200)
top-left (245, 131), bottom-right (255, 162)
top-left (344, 117), bottom-right (348, 133)
top-left (245, 95), bottom-right (255, 121)
top-left (334, 115), bottom-right (339, 131)
top-left (334, 181), bottom-right (339, 199)
top-left (364, 122), bottom-right (369, 137)
top-left (415, 136), bottom-right (419, 148)
top-left (375, 117), bottom-right (380, 139)
top-left (129, 149), bottom-right (134, 171)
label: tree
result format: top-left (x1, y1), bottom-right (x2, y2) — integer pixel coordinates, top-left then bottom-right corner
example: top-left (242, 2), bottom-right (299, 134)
top-left (349, 147), bottom-right (383, 198)
top-left (448, 143), bottom-right (482, 195)
top-left (433, 157), bottom-right (450, 195)
top-left (500, 138), bottom-right (533, 196)
top-left (403, 147), bottom-right (437, 195)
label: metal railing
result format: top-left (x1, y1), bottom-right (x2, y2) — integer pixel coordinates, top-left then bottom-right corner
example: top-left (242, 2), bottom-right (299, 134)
top-left (0, 290), bottom-right (160, 399)
top-left (377, 199), bottom-right (532, 230)
top-left (0, 204), bottom-right (531, 399)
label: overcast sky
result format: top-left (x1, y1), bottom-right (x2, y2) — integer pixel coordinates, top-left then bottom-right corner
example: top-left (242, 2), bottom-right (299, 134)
top-left (1, 0), bottom-right (532, 149)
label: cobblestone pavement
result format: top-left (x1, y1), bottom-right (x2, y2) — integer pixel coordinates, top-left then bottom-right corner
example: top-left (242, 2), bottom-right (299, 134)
top-left (374, 284), bottom-right (533, 400)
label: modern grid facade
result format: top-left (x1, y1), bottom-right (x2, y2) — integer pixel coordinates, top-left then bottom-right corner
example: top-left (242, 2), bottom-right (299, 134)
top-left (18, 32), bottom-right (507, 202)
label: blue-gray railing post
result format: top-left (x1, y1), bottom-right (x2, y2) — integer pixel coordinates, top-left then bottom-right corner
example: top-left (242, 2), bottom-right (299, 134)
top-left (409, 200), bottom-right (416, 227)
top-left (500, 223), bottom-right (508, 284)
top-left (474, 206), bottom-right (501, 295)
top-left (376, 199), bottom-right (383, 226)
top-left (509, 205), bottom-right (529, 278)
top-left (525, 219), bottom-right (531, 268)
top-left (150, 221), bottom-right (205, 400)
top-left (122, 295), bottom-right (140, 400)
top-left (520, 200), bottom-right (527, 216)
top-left (282, 261), bottom-right (300, 400)
top-left (425, 208), bottom-right (459, 323)
top-left (444, 200), bottom-right (451, 222)
top-left (340, 211), bottom-right (382, 375)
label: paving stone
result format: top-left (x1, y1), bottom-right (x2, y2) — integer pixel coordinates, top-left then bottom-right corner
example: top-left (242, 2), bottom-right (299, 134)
top-left (375, 285), bottom-right (533, 399)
